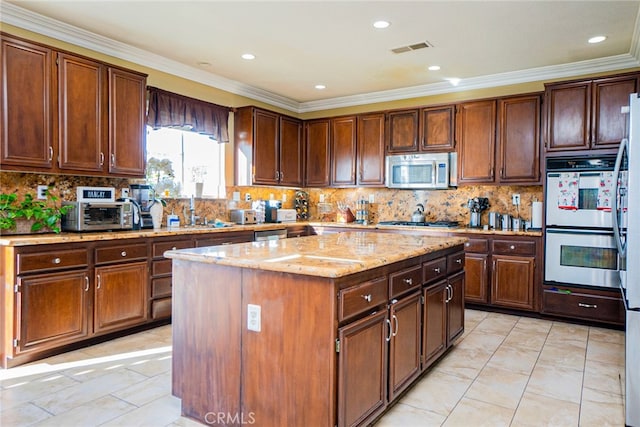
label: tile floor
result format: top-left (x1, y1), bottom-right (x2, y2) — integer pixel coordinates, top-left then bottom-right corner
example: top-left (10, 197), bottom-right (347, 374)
top-left (0, 309), bottom-right (626, 427)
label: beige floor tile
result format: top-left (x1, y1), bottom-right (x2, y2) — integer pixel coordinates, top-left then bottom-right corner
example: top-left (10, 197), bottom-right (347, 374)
top-left (579, 387), bottom-right (625, 427)
top-left (123, 352), bottom-right (172, 377)
top-left (511, 391), bottom-right (580, 427)
top-left (0, 402), bottom-right (52, 426)
top-left (400, 370), bottom-right (472, 417)
top-left (473, 314), bottom-right (518, 336)
top-left (588, 326), bottom-right (625, 345)
top-left (1, 373), bottom-right (80, 411)
top-left (485, 345), bottom-right (540, 376)
top-left (546, 322), bottom-right (589, 346)
top-left (433, 345), bottom-right (493, 380)
top-left (583, 359), bottom-right (625, 396)
top-left (464, 309), bottom-right (489, 324)
top-left (443, 396), bottom-right (514, 427)
top-left (111, 372), bottom-right (171, 406)
top-left (586, 339), bottom-right (625, 367)
top-left (456, 331), bottom-right (506, 353)
top-left (374, 402), bottom-right (446, 426)
top-left (536, 341), bottom-right (586, 372)
top-left (33, 395), bottom-right (136, 427)
top-left (31, 369), bottom-right (148, 415)
top-left (526, 363), bottom-right (584, 404)
top-left (168, 415), bottom-right (217, 427)
top-left (514, 316), bottom-right (553, 334)
top-left (101, 395), bottom-right (182, 427)
top-left (464, 365), bottom-right (529, 410)
top-left (501, 328), bottom-right (548, 352)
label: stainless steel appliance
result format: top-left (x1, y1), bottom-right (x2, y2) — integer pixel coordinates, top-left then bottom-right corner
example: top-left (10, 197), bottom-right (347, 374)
top-left (62, 201), bottom-right (133, 231)
top-left (385, 152), bottom-right (457, 189)
top-left (613, 93), bottom-right (639, 427)
top-left (276, 209), bottom-right (297, 223)
top-left (230, 209), bottom-right (257, 225)
top-left (254, 228), bottom-right (287, 241)
top-left (129, 184), bottom-right (153, 229)
top-left (264, 200), bottom-right (282, 223)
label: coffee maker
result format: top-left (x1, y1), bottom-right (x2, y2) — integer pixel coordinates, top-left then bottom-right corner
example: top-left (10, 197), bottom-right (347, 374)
top-left (129, 184), bottom-right (154, 229)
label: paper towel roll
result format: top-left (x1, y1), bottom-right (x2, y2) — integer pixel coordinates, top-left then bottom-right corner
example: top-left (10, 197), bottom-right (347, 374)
top-left (531, 201), bottom-right (543, 229)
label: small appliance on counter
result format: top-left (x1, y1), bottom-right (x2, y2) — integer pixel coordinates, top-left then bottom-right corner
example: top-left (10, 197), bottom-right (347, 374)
top-left (264, 200), bottom-right (282, 223)
top-left (467, 197), bottom-right (489, 228)
top-left (129, 184), bottom-right (154, 229)
top-left (63, 186), bottom-right (134, 231)
top-left (488, 211), bottom-right (502, 229)
top-left (276, 209), bottom-right (297, 223)
top-left (230, 209), bottom-right (257, 225)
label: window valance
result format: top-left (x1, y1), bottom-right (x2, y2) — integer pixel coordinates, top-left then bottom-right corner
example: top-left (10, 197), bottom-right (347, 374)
top-left (147, 86), bottom-right (232, 143)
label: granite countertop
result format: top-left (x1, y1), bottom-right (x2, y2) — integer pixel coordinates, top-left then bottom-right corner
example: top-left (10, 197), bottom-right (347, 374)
top-left (310, 221), bottom-right (543, 237)
top-left (165, 231), bottom-right (467, 278)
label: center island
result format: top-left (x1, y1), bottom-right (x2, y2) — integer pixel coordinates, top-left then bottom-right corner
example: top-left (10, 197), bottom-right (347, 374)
top-left (165, 231), bottom-right (467, 427)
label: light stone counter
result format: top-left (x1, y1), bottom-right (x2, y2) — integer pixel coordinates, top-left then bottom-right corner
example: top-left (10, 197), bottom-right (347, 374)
top-left (310, 221), bottom-right (543, 237)
top-left (165, 231), bottom-right (467, 278)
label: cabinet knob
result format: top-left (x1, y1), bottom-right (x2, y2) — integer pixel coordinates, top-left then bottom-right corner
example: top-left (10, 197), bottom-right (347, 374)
top-left (434, 267), bottom-right (441, 273)
top-left (53, 257), bottom-right (61, 264)
top-left (403, 278), bottom-right (413, 285)
top-left (510, 245), bottom-right (515, 250)
top-left (456, 258), bottom-right (462, 264)
top-left (172, 247), bottom-right (177, 250)
top-left (465, 242), bottom-right (470, 247)
top-left (121, 251), bottom-right (127, 257)
top-left (361, 294), bottom-right (372, 303)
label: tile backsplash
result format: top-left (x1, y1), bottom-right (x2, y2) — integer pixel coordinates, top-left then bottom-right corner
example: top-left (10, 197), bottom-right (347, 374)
top-left (2, 172), bottom-right (542, 227)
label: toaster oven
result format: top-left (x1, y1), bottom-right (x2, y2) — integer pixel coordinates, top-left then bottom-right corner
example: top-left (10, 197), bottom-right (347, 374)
top-left (62, 201), bottom-right (134, 231)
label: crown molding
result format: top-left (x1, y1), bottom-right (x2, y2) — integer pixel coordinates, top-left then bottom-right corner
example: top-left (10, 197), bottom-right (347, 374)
top-left (3, 2), bottom-right (640, 114)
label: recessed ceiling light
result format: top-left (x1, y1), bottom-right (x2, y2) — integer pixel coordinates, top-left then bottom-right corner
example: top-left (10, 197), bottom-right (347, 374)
top-left (588, 35), bottom-right (607, 44)
top-left (428, 65), bottom-right (441, 71)
top-left (373, 20), bottom-right (390, 29)
top-left (315, 84), bottom-right (326, 90)
top-left (446, 78), bottom-right (461, 86)
top-left (241, 53), bottom-right (256, 60)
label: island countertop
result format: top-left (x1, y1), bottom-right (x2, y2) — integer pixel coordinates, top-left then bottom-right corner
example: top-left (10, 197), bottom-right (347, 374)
top-left (164, 231), bottom-right (467, 278)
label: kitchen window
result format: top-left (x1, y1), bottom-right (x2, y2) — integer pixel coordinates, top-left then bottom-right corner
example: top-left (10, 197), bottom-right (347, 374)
top-left (146, 126), bottom-right (226, 199)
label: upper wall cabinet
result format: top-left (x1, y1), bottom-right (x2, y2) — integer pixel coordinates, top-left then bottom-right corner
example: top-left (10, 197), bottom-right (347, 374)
top-left (330, 115), bottom-right (357, 186)
top-left (0, 33), bottom-right (147, 177)
top-left (386, 105), bottom-right (455, 153)
top-left (235, 106), bottom-right (303, 187)
top-left (456, 100), bottom-right (497, 184)
top-left (304, 119), bottom-right (331, 187)
top-left (545, 73), bottom-right (639, 154)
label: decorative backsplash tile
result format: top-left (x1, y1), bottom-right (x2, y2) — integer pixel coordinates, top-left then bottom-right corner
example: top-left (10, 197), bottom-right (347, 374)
top-left (2, 172), bottom-right (542, 227)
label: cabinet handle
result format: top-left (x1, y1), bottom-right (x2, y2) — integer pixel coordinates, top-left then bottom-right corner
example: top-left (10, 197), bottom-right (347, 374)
top-left (111, 153), bottom-right (115, 167)
top-left (84, 276), bottom-right (89, 292)
top-left (99, 152), bottom-right (104, 166)
top-left (510, 245), bottom-right (516, 250)
top-left (361, 294), bottom-right (372, 303)
top-left (279, 171), bottom-right (283, 181)
top-left (434, 267), bottom-right (441, 274)
top-left (97, 274), bottom-right (101, 289)
top-left (52, 257), bottom-right (61, 264)
top-left (392, 314), bottom-right (399, 337)
top-left (578, 302), bottom-right (597, 309)
top-left (386, 318), bottom-right (392, 342)
top-left (403, 278), bottom-right (413, 285)
top-left (48, 146), bottom-right (53, 161)
top-left (456, 258), bottom-right (462, 264)
top-left (172, 246), bottom-right (177, 250)
top-left (121, 251), bottom-right (127, 257)
top-left (465, 242), bottom-right (470, 247)
top-left (275, 170), bottom-right (279, 180)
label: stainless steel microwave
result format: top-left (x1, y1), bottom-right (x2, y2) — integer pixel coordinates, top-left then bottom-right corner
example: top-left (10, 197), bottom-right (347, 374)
top-left (62, 201), bottom-right (134, 231)
top-left (385, 152), bottom-right (457, 189)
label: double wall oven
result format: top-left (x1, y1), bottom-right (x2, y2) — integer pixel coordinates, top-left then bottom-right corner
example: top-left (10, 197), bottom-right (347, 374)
top-left (544, 156), bottom-right (620, 288)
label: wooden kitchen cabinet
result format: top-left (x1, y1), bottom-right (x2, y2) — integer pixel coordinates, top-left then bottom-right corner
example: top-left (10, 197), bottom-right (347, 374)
top-left (0, 35), bottom-right (54, 170)
top-left (386, 109), bottom-right (419, 153)
top-left (497, 94), bottom-right (541, 184)
top-left (304, 118), bottom-right (331, 187)
top-left (545, 73), bottom-right (638, 153)
top-left (279, 115), bottom-right (304, 186)
top-left (463, 238), bottom-right (490, 304)
top-left (541, 284), bottom-right (624, 326)
top-left (447, 271), bottom-right (465, 343)
top-left (331, 115), bottom-right (358, 186)
top-left (422, 280), bottom-right (448, 367)
top-left (151, 236), bottom-right (194, 320)
top-left (456, 99), bottom-right (497, 184)
top-left (357, 113), bottom-right (386, 186)
top-left (386, 105), bottom-right (455, 153)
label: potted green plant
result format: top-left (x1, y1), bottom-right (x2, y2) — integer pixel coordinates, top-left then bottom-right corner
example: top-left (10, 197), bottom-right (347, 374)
top-left (0, 191), bottom-right (72, 234)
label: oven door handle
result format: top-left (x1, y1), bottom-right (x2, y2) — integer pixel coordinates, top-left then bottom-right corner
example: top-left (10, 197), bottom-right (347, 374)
top-left (545, 228), bottom-right (614, 237)
top-left (612, 138), bottom-right (627, 257)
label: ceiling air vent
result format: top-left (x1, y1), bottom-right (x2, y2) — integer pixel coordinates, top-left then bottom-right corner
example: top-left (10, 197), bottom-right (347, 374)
top-left (391, 41), bottom-right (433, 54)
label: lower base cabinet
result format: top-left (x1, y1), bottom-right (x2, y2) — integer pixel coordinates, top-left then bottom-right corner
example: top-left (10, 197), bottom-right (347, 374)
top-left (388, 291), bottom-right (422, 401)
top-left (541, 284), bottom-right (625, 326)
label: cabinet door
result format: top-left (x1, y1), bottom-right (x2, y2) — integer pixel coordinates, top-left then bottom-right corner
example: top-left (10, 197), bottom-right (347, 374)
top-left (337, 310), bottom-right (388, 427)
top-left (94, 261), bottom-right (148, 334)
top-left (1, 36), bottom-right (54, 170)
top-left (16, 270), bottom-right (90, 354)
top-left (57, 53), bottom-right (105, 172)
top-left (447, 271), bottom-right (465, 345)
top-left (464, 253), bottom-right (489, 304)
top-left (386, 109), bottom-right (419, 153)
top-left (545, 81), bottom-right (591, 152)
top-left (457, 100), bottom-right (496, 184)
top-left (278, 115), bottom-right (303, 186)
top-left (422, 281), bottom-right (447, 369)
top-left (420, 106), bottom-right (455, 151)
top-left (331, 116), bottom-right (357, 186)
top-left (108, 68), bottom-right (146, 176)
top-left (491, 255), bottom-right (535, 310)
top-left (357, 113), bottom-right (385, 186)
top-left (304, 119), bottom-right (331, 187)
top-left (252, 109), bottom-right (279, 184)
top-left (592, 75), bottom-right (638, 149)
top-left (388, 291), bottom-right (422, 401)
top-left (498, 95), bottom-right (541, 184)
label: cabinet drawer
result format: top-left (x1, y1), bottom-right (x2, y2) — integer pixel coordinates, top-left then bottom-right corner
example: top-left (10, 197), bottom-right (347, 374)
top-left (492, 240), bottom-right (535, 256)
top-left (423, 258), bottom-right (447, 285)
top-left (542, 287), bottom-right (624, 325)
top-left (152, 259), bottom-right (172, 277)
top-left (390, 264), bottom-right (422, 297)
top-left (17, 248), bottom-right (88, 274)
top-left (463, 238), bottom-right (489, 253)
top-left (151, 297), bottom-right (172, 319)
top-left (95, 243), bottom-right (148, 264)
top-left (339, 277), bottom-right (387, 322)
top-left (152, 239), bottom-right (193, 258)
top-left (152, 277), bottom-right (173, 298)
top-left (447, 251), bottom-right (465, 274)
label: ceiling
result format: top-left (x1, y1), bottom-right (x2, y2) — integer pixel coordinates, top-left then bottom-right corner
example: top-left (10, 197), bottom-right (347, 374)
top-left (3, 1), bottom-right (640, 113)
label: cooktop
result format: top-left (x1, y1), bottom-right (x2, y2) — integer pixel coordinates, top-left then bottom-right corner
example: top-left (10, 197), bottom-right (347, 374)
top-left (377, 220), bottom-right (460, 228)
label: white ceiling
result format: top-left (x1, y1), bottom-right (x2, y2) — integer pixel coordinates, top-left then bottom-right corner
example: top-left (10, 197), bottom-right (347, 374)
top-left (3, 1), bottom-right (640, 113)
